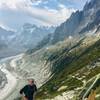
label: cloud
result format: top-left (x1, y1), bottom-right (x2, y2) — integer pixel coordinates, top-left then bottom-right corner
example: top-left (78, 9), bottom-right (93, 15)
top-left (0, 0), bottom-right (75, 30)
top-left (58, 0), bottom-right (89, 9)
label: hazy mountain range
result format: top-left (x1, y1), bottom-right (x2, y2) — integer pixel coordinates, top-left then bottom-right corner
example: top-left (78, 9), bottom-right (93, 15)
top-left (0, 24), bottom-right (55, 59)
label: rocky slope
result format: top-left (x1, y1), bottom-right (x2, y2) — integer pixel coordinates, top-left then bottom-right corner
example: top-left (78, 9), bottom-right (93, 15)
top-left (35, 33), bottom-right (100, 100)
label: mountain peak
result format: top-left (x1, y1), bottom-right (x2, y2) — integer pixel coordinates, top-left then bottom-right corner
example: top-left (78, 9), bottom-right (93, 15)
top-left (51, 0), bottom-right (100, 44)
top-left (84, 0), bottom-right (100, 10)
top-left (23, 23), bottom-right (37, 29)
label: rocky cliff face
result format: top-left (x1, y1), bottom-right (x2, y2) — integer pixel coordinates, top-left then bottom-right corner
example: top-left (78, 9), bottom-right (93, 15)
top-left (52, 0), bottom-right (100, 44)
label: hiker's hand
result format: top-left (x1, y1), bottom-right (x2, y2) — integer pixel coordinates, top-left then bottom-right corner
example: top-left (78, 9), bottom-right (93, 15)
top-left (22, 96), bottom-right (28, 100)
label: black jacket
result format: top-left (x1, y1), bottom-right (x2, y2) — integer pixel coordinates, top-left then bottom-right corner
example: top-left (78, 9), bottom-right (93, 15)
top-left (20, 84), bottom-right (37, 100)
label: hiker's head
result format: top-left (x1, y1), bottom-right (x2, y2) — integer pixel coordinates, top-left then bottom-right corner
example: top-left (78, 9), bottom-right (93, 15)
top-left (28, 78), bottom-right (34, 85)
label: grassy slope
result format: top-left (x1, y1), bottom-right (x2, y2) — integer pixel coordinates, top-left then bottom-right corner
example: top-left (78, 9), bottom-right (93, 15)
top-left (36, 38), bottom-right (100, 99)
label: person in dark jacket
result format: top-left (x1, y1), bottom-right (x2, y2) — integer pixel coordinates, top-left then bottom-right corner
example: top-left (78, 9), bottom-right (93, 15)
top-left (20, 78), bottom-right (37, 100)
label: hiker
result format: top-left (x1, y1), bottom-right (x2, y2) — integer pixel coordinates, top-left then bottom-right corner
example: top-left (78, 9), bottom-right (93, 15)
top-left (20, 78), bottom-right (37, 100)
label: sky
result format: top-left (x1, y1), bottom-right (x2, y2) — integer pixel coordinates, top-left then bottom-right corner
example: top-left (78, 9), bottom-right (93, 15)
top-left (0, 0), bottom-right (90, 31)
